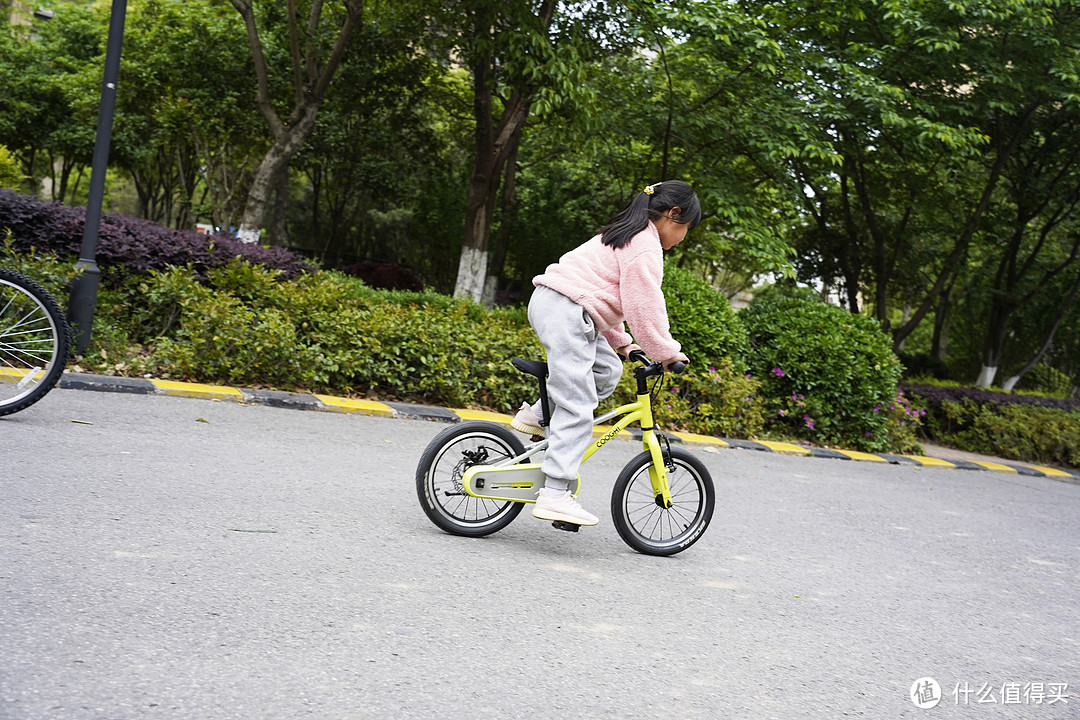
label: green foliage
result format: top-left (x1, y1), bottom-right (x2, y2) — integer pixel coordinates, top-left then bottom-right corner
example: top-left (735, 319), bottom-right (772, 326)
top-left (0, 145), bottom-right (23, 190)
top-left (939, 399), bottom-right (1080, 469)
top-left (0, 231), bottom-right (79, 300)
top-left (648, 362), bottom-right (765, 439)
top-left (742, 288), bottom-right (906, 451)
top-left (154, 295), bottom-right (303, 387)
top-left (86, 259), bottom-right (544, 408)
top-left (1015, 363), bottom-right (1074, 399)
top-left (886, 389), bottom-right (926, 456)
top-left (663, 262), bottom-right (750, 370)
top-left (898, 352), bottom-right (953, 381)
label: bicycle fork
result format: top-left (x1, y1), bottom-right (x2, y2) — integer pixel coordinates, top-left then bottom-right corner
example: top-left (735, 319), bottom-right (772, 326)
top-left (642, 428), bottom-right (674, 509)
top-left (586, 392), bottom-right (674, 509)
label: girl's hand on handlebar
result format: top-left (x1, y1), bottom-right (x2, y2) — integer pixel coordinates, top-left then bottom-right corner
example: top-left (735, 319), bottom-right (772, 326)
top-left (663, 353), bottom-right (689, 373)
top-left (618, 343), bottom-right (643, 361)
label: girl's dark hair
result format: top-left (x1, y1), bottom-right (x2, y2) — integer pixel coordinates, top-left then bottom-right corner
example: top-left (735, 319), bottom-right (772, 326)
top-left (600, 180), bottom-right (702, 249)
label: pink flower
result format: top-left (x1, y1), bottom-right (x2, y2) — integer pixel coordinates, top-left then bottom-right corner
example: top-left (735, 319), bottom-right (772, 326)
top-left (772, 367), bottom-right (785, 377)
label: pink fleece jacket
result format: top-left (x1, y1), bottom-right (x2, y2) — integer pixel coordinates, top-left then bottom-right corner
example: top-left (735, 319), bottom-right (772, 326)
top-left (533, 222), bottom-right (681, 361)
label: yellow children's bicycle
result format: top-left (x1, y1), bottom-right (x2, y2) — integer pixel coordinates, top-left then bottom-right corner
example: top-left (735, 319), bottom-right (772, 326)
top-left (415, 351), bottom-right (715, 556)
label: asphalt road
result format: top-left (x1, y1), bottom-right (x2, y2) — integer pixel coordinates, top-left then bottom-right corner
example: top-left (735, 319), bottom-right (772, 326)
top-left (2, 389), bottom-right (1078, 719)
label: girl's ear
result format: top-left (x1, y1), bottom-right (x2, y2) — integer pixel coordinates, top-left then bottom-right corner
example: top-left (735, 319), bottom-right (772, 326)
top-left (669, 206), bottom-right (682, 220)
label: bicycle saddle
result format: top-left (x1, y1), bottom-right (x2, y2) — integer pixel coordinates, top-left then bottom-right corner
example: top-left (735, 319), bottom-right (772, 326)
top-left (511, 358), bottom-right (548, 378)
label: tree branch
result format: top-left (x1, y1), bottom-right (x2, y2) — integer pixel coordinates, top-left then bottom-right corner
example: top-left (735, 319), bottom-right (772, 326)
top-left (228, 0), bottom-right (284, 137)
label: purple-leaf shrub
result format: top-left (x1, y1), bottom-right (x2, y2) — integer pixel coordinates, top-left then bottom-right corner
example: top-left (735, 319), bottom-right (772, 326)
top-left (0, 189), bottom-right (312, 279)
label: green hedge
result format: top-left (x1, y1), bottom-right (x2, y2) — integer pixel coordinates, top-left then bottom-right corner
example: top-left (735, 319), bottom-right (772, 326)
top-left (740, 287), bottom-right (911, 452)
top-left (91, 259), bottom-right (764, 421)
top-left (98, 263), bottom-right (543, 410)
top-left (939, 399), bottom-right (1080, 468)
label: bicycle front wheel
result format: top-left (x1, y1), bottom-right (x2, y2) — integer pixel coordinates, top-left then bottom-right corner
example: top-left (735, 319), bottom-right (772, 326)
top-left (416, 421), bottom-right (526, 537)
top-left (611, 447), bottom-right (714, 556)
top-left (0, 269), bottom-right (69, 417)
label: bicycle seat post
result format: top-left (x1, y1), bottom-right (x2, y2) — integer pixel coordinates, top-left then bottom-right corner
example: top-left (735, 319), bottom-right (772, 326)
top-left (537, 374), bottom-right (551, 430)
top-left (510, 357), bottom-right (552, 431)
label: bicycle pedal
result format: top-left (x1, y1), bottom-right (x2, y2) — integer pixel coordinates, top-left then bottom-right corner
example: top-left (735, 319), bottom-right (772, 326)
top-left (551, 520), bottom-right (580, 533)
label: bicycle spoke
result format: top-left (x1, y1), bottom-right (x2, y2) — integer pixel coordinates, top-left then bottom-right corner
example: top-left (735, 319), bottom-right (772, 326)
top-left (614, 452), bottom-right (713, 553)
top-left (0, 271), bottom-right (68, 416)
top-left (419, 426), bottom-right (523, 532)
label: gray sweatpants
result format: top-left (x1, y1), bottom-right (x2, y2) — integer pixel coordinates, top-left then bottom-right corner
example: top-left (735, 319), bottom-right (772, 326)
top-left (527, 286), bottom-right (623, 492)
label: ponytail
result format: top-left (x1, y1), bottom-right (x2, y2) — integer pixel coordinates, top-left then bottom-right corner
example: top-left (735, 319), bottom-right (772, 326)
top-left (600, 180), bottom-right (701, 249)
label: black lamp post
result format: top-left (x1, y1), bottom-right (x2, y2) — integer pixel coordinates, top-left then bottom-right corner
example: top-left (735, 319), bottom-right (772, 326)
top-left (67, 0), bottom-right (127, 353)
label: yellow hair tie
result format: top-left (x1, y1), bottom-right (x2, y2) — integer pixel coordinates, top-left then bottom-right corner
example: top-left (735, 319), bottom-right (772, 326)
top-left (643, 183), bottom-right (659, 196)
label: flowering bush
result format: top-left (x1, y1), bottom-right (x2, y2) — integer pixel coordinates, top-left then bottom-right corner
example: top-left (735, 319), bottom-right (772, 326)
top-left (883, 389), bottom-right (926, 455)
top-left (742, 288), bottom-right (905, 451)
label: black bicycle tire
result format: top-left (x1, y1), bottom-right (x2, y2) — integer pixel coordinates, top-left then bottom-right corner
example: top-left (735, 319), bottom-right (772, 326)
top-left (610, 447), bottom-right (715, 556)
top-left (0, 268), bottom-right (70, 417)
top-left (415, 420), bottom-right (526, 537)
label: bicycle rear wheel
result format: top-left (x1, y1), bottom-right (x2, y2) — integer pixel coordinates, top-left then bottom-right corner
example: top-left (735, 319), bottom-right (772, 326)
top-left (0, 269), bottom-right (69, 417)
top-left (611, 447), bottom-right (714, 556)
top-left (416, 421), bottom-right (526, 537)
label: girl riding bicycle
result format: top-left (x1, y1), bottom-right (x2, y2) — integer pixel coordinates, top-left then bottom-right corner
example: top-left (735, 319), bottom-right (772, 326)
top-left (510, 180), bottom-right (701, 527)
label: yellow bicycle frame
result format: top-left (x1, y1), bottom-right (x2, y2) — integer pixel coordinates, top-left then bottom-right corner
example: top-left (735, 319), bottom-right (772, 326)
top-left (584, 391), bottom-right (673, 508)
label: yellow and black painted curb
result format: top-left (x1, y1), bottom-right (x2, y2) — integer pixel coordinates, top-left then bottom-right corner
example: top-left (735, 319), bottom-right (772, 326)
top-left (59, 372), bottom-right (1080, 483)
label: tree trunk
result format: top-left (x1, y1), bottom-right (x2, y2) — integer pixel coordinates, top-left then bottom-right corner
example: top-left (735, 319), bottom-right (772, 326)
top-left (268, 163), bottom-right (290, 246)
top-left (482, 123), bottom-right (523, 308)
top-left (229, 0), bottom-right (363, 244)
top-left (452, 0), bottom-right (555, 302)
top-left (838, 169), bottom-right (862, 314)
top-left (976, 303), bottom-right (1011, 388)
top-left (930, 284), bottom-right (953, 363)
top-left (453, 94), bottom-right (529, 301)
top-left (895, 306), bottom-right (911, 353)
top-left (455, 56), bottom-right (497, 299)
top-left (236, 104), bottom-right (320, 244)
top-left (1002, 264), bottom-right (1080, 391)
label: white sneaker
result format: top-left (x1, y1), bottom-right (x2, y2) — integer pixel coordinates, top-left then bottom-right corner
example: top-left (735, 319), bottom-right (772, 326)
top-left (532, 488), bottom-right (599, 526)
top-left (510, 402), bottom-right (545, 437)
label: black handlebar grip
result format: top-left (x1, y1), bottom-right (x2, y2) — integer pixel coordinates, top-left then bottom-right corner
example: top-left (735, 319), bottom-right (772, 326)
top-left (669, 361), bottom-right (687, 374)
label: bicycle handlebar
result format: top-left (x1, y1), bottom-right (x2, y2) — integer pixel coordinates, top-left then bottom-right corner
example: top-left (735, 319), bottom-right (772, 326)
top-left (627, 349), bottom-right (688, 374)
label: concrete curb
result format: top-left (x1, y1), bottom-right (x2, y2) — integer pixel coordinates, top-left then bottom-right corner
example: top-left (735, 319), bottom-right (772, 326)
top-left (58, 371), bottom-right (1080, 483)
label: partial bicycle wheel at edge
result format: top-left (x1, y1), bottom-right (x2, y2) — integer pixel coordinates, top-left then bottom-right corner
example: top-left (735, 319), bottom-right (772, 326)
top-left (416, 421), bottom-right (526, 537)
top-left (611, 447), bottom-right (714, 556)
top-left (0, 268), bottom-right (70, 417)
